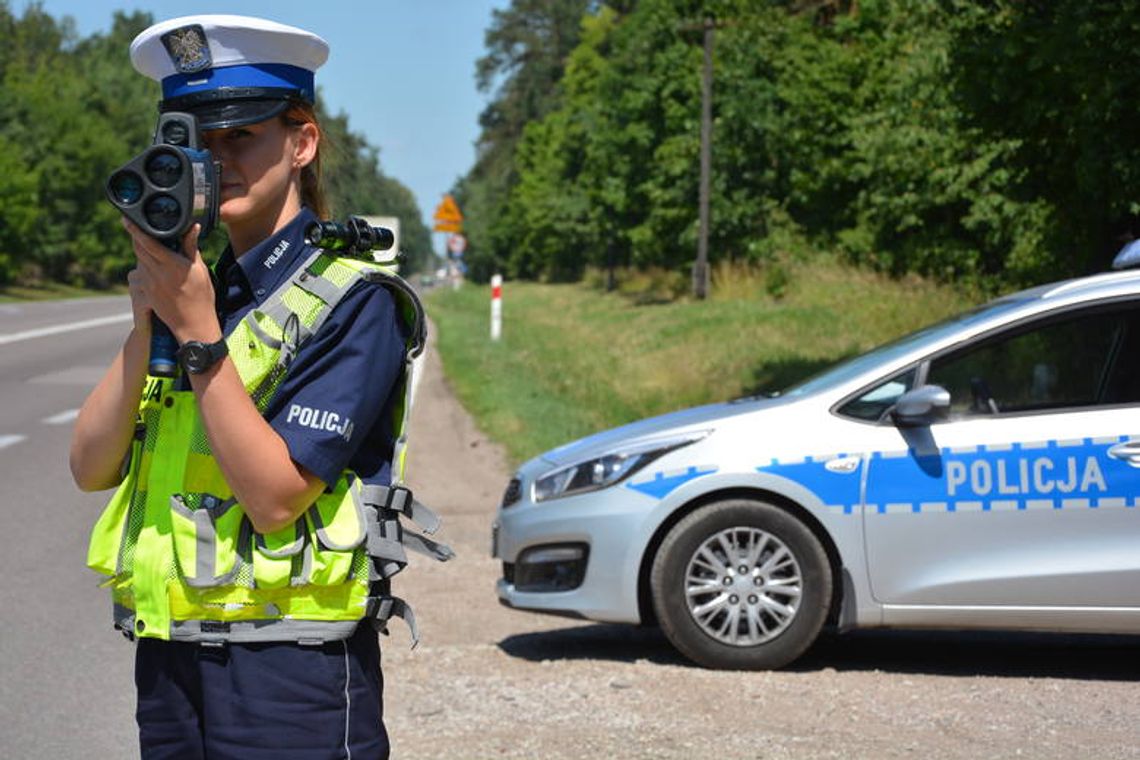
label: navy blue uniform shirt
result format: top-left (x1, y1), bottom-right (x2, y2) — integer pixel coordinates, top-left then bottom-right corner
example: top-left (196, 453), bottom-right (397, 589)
top-left (202, 207), bottom-right (406, 487)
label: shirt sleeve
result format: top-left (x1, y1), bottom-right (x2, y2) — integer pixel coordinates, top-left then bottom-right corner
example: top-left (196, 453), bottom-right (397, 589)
top-left (263, 282), bottom-right (407, 486)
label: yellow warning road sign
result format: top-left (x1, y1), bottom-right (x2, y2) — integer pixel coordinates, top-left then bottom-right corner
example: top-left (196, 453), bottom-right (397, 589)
top-left (432, 194), bottom-right (463, 232)
top-left (433, 220), bottom-right (463, 233)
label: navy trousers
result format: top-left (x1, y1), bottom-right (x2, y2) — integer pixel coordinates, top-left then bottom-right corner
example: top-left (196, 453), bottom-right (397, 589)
top-left (135, 624), bottom-right (389, 759)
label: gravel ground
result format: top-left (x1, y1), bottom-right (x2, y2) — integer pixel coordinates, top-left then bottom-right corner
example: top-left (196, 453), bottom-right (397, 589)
top-left (382, 326), bottom-right (1140, 759)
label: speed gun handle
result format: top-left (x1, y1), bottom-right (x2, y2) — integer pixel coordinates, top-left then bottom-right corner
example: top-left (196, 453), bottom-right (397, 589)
top-left (148, 238), bottom-right (184, 378)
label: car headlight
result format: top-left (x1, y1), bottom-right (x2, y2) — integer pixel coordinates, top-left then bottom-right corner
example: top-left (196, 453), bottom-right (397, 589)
top-left (532, 432), bottom-right (709, 503)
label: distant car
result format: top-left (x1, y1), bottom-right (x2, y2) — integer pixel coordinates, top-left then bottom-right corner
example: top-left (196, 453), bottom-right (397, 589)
top-left (492, 268), bottom-right (1140, 669)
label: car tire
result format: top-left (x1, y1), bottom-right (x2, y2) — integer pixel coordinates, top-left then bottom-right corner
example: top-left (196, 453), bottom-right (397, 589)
top-left (650, 499), bottom-right (831, 670)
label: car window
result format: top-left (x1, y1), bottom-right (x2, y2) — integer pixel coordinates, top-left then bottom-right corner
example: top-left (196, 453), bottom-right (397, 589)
top-left (837, 368), bottom-right (917, 421)
top-left (1102, 310), bottom-right (1140, 404)
top-left (927, 305), bottom-right (1139, 416)
top-left (782, 296), bottom-right (1032, 398)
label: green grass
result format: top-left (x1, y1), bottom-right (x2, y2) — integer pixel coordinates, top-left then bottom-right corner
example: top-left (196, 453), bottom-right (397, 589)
top-left (0, 282), bottom-right (124, 302)
top-left (426, 258), bottom-right (979, 465)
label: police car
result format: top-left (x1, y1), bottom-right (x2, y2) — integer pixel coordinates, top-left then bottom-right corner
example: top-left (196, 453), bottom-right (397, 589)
top-left (492, 266), bottom-right (1140, 669)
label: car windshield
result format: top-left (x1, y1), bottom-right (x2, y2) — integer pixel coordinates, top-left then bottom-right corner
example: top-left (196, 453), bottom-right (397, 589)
top-left (779, 295), bottom-right (1034, 398)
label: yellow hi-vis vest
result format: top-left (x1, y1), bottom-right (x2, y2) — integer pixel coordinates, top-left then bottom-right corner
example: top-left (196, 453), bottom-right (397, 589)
top-left (86, 250), bottom-right (453, 645)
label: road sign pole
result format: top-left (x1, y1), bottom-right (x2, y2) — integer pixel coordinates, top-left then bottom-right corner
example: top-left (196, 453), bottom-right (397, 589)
top-left (433, 195), bottom-right (466, 291)
top-left (490, 274), bottom-right (502, 341)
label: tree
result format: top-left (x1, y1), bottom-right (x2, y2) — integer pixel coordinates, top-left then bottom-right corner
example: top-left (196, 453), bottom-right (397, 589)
top-left (458, 0), bottom-right (595, 281)
top-left (0, 4), bottom-right (430, 287)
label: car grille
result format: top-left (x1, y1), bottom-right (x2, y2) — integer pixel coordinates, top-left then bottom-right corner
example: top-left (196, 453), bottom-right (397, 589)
top-left (501, 477), bottom-right (522, 507)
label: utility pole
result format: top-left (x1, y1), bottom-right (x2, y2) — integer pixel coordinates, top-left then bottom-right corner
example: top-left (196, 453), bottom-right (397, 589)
top-left (678, 17), bottom-right (722, 300)
top-left (693, 18), bottom-right (715, 300)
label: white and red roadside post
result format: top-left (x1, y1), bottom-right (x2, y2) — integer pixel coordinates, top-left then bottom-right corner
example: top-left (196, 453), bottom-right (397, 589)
top-left (490, 274), bottom-right (503, 341)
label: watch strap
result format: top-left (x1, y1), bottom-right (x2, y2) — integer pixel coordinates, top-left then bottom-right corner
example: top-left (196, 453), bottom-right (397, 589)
top-left (177, 337), bottom-right (228, 374)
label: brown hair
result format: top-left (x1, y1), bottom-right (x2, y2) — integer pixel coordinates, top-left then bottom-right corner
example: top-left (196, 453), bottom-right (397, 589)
top-left (282, 101), bottom-right (329, 219)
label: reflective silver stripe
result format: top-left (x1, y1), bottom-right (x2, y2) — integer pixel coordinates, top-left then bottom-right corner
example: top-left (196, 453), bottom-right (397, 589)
top-left (169, 618), bottom-right (360, 644)
top-left (174, 495), bottom-right (245, 588)
top-left (242, 311), bottom-right (284, 349)
top-left (282, 251), bottom-right (355, 341)
top-left (296, 270), bottom-right (345, 306)
top-left (390, 356), bottom-right (417, 486)
top-left (293, 540), bottom-right (314, 586)
top-left (255, 521), bottom-right (305, 559)
top-left (193, 504), bottom-right (217, 583)
top-left (342, 640), bottom-right (353, 760)
top-left (257, 301), bottom-right (292, 334)
top-left (254, 248), bottom-right (327, 342)
top-left (278, 310), bottom-right (314, 360)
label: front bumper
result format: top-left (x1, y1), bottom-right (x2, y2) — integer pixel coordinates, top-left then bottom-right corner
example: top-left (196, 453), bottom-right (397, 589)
top-left (492, 484), bottom-right (653, 624)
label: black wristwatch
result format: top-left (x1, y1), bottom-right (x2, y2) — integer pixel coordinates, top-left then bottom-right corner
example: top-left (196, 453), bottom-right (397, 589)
top-left (176, 338), bottom-right (228, 375)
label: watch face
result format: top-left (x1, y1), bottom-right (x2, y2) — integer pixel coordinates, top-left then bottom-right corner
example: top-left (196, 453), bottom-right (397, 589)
top-left (184, 343), bottom-right (210, 373)
top-left (178, 340), bottom-right (224, 374)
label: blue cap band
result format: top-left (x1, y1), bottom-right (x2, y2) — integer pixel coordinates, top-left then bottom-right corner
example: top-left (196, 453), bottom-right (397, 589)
top-left (161, 62), bottom-right (314, 102)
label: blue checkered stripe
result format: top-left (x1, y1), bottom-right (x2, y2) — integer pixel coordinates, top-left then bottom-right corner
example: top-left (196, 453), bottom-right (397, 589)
top-left (753, 454), bottom-right (862, 514)
top-left (756, 436), bottom-right (1140, 516)
top-left (621, 436), bottom-right (1139, 512)
top-left (626, 466), bottom-right (719, 499)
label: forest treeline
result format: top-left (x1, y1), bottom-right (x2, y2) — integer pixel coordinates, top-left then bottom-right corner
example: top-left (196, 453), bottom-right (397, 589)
top-left (0, 3), bottom-right (431, 289)
top-left (457, 0), bottom-right (1140, 289)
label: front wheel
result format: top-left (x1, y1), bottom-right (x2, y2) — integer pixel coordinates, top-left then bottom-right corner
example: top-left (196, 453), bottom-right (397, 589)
top-left (650, 499), bottom-right (832, 670)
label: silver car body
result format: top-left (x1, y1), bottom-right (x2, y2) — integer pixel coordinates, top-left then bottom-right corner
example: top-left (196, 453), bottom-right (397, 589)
top-left (493, 270), bottom-right (1140, 637)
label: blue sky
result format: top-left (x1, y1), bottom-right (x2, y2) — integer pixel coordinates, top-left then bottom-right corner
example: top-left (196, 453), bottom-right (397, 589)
top-left (23, 1), bottom-right (506, 241)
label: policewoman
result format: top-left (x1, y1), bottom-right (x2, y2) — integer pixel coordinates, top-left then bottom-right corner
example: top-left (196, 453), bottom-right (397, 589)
top-left (70, 15), bottom-right (448, 759)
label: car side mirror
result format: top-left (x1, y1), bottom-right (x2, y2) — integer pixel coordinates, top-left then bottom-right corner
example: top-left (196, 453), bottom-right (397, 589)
top-left (891, 385), bottom-right (951, 427)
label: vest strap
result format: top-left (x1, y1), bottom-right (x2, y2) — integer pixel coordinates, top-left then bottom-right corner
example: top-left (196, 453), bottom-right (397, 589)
top-left (295, 267), bottom-right (346, 305)
top-left (243, 249), bottom-right (345, 363)
top-left (402, 532), bottom-right (457, 562)
top-left (366, 532), bottom-right (408, 568)
top-left (366, 595), bottom-right (420, 647)
top-left (361, 484), bottom-right (442, 535)
top-left (360, 268), bottom-right (427, 358)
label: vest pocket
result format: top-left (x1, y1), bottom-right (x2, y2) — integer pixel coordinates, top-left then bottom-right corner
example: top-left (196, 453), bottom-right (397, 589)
top-left (87, 478), bottom-right (134, 577)
top-left (170, 494), bottom-right (247, 588)
top-left (252, 522), bottom-right (305, 589)
top-left (304, 485), bottom-right (367, 586)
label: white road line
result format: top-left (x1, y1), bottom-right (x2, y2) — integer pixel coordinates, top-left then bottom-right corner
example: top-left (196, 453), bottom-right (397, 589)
top-left (43, 409), bottom-right (80, 425)
top-left (0, 313), bottom-right (132, 345)
top-left (0, 435), bottom-right (27, 450)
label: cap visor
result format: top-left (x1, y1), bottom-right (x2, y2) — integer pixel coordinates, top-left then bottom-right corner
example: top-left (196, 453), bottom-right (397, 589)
top-left (174, 98), bottom-right (291, 131)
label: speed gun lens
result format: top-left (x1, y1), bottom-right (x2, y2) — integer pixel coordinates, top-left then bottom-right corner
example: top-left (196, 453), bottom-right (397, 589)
top-left (145, 150), bottom-right (183, 188)
top-left (160, 120), bottom-right (190, 147)
top-left (108, 171), bottom-right (144, 206)
top-left (143, 195), bottom-right (181, 232)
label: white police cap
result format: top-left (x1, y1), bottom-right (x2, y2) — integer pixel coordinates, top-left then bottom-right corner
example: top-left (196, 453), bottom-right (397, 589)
top-left (130, 15), bottom-right (329, 130)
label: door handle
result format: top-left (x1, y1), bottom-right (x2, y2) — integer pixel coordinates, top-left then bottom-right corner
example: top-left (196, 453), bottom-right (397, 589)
top-left (1107, 441), bottom-right (1140, 467)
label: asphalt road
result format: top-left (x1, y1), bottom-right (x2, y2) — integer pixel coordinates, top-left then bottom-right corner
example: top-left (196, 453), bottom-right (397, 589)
top-left (0, 296), bottom-right (139, 758)
top-left (5, 296), bottom-right (1140, 760)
